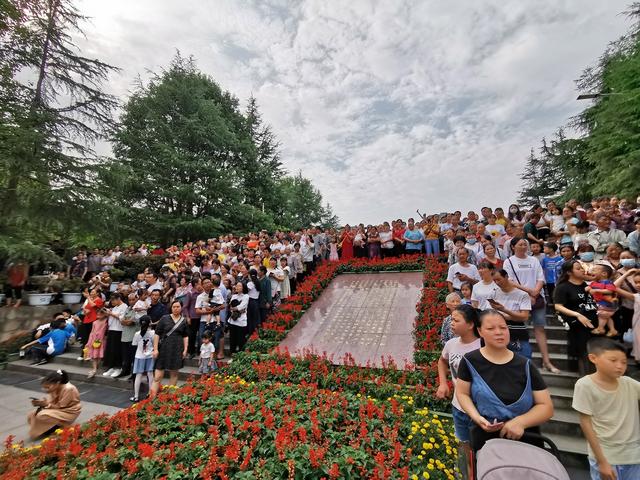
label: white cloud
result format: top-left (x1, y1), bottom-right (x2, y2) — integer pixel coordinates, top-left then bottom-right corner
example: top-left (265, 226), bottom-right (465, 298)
top-left (76, 0), bottom-right (629, 224)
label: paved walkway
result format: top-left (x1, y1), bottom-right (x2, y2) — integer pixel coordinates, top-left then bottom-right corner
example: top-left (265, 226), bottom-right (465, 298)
top-left (0, 370), bottom-right (126, 444)
top-left (279, 272), bottom-right (422, 367)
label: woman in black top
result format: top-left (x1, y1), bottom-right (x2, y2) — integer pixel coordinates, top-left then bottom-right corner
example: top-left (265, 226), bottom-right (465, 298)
top-left (456, 310), bottom-right (553, 451)
top-left (151, 300), bottom-right (188, 398)
top-left (553, 260), bottom-right (597, 375)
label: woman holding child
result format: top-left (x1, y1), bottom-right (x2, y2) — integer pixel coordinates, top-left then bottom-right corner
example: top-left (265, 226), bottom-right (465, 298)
top-left (553, 260), bottom-right (597, 375)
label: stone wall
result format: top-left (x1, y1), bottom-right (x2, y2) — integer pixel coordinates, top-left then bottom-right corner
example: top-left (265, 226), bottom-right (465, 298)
top-left (0, 304), bottom-right (82, 343)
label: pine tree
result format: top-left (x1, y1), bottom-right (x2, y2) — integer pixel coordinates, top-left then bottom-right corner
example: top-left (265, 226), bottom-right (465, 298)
top-left (0, 0), bottom-right (118, 263)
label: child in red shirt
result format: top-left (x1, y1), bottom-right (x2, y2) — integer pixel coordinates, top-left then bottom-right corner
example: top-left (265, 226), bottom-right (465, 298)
top-left (586, 264), bottom-right (618, 337)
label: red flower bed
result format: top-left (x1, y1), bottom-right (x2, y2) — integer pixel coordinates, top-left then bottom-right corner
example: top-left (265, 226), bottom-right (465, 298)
top-left (1, 377), bottom-right (459, 479)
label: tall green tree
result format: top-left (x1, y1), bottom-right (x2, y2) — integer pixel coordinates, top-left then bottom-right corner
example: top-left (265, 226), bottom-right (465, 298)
top-left (102, 54), bottom-right (249, 244)
top-left (103, 54), bottom-right (338, 243)
top-left (518, 131), bottom-right (569, 207)
top-left (242, 95), bottom-right (284, 213)
top-left (0, 0), bottom-right (118, 263)
top-left (276, 173), bottom-right (339, 230)
top-left (520, 4), bottom-right (640, 204)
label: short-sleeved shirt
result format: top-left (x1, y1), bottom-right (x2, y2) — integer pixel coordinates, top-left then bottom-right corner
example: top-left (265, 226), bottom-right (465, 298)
top-left (541, 255), bottom-right (564, 285)
top-left (442, 337), bottom-right (482, 410)
top-left (589, 280), bottom-right (617, 305)
top-left (493, 288), bottom-right (531, 341)
top-left (38, 329), bottom-right (71, 356)
top-left (553, 281), bottom-right (598, 325)
top-left (471, 281), bottom-right (499, 311)
top-left (82, 297), bottom-right (104, 324)
top-left (457, 349), bottom-right (546, 405)
top-left (446, 263), bottom-right (480, 290)
top-left (108, 302), bottom-right (128, 332)
top-left (200, 342), bottom-right (215, 359)
top-left (147, 302), bottom-right (168, 324)
top-left (504, 255), bottom-right (545, 289)
top-left (572, 375), bottom-right (640, 465)
top-left (132, 330), bottom-right (155, 359)
top-left (403, 228), bottom-right (425, 250)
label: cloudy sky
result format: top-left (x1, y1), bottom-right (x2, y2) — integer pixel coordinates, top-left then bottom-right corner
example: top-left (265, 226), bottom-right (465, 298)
top-left (76, 0), bottom-right (629, 224)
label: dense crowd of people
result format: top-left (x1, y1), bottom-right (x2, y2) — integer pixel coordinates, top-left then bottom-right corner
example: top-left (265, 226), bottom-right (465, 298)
top-left (13, 195), bottom-right (640, 478)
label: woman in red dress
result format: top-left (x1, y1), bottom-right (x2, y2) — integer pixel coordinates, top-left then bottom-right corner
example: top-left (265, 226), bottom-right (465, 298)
top-left (339, 225), bottom-right (355, 260)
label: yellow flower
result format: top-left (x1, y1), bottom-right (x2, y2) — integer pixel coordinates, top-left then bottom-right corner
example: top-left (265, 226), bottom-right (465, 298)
top-left (422, 472), bottom-right (430, 479)
top-left (412, 476), bottom-right (418, 480)
top-left (429, 437), bottom-right (435, 443)
top-left (427, 463), bottom-right (434, 470)
top-left (55, 428), bottom-right (63, 435)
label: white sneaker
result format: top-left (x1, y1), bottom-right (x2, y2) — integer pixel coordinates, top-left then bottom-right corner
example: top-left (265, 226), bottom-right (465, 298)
top-left (110, 369), bottom-right (122, 378)
top-left (77, 356), bottom-right (85, 361)
top-left (102, 368), bottom-right (114, 376)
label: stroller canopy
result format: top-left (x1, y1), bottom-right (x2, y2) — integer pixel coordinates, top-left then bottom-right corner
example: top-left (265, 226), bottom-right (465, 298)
top-left (476, 438), bottom-right (570, 480)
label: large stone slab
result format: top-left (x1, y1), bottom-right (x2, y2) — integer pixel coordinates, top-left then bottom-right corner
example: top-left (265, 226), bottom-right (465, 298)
top-left (278, 272), bottom-right (421, 368)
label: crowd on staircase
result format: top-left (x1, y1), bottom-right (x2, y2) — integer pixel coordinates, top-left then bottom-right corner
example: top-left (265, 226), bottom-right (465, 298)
top-left (8, 195), bottom-right (640, 478)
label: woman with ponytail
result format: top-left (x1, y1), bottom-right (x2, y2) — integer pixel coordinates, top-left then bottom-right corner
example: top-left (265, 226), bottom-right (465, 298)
top-left (27, 369), bottom-right (81, 440)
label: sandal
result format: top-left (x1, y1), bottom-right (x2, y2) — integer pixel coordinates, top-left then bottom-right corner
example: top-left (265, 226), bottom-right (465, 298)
top-left (129, 396), bottom-right (139, 402)
top-left (87, 370), bottom-right (96, 379)
top-left (543, 363), bottom-right (561, 374)
top-left (605, 331), bottom-right (619, 337)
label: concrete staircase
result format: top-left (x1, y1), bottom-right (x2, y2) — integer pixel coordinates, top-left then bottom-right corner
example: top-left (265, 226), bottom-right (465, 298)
top-left (7, 342), bottom-right (232, 390)
top-left (529, 314), bottom-right (639, 470)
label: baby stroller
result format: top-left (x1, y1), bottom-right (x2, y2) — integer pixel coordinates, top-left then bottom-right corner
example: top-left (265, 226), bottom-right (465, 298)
top-left (474, 432), bottom-right (570, 480)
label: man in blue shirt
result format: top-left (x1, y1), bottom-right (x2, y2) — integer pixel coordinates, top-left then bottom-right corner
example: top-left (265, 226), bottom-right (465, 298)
top-left (403, 218), bottom-right (425, 254)
top-left (20, 319), bottom-right (72, 366)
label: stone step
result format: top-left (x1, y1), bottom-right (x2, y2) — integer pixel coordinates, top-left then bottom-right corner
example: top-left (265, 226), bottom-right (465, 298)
top-left (530, 338), bottom-right (569, 355)
top-left (6, 359), bottom-right (201, 390)
top-left (532, 352), bottom-right (638, 372)
top-left (532, 352), bottom-right (576, 372)
top-left (542, 407), bottom-right (583, 438)
top-left (527, 324), bottom-right (569, 341)
top-left (539, 369), bottom-right (581, 389)
top-left (548, 385), bottom-right (575, 409)
top-left (47, 351), bottom-right (226, 370)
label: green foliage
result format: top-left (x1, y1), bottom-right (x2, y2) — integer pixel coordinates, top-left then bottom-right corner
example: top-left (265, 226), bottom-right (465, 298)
top-left (101, 53), bottom-right (338, 244)
top-left (520, 4), bottom-right (640, 204)
top-left (277, 173), bottom-right (339, 230)
top-left (114, 256), bottom-right (167, 281)
top-left (1, 3), bottom-right (338, 265)
top-left (0, 0), bottom-right (118, 266)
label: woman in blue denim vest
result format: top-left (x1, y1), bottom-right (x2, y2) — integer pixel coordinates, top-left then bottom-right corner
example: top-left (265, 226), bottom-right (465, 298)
top-left (456, 309), bottom-right (554, 451)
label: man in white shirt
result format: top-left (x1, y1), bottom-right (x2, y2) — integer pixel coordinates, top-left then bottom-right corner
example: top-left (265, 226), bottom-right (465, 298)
top-left (587, 213), bottom-right (628, 260)
top-left (446, 248), bottom-right (480, 292)
top-left (145, 272), bottom-right (164, 294)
